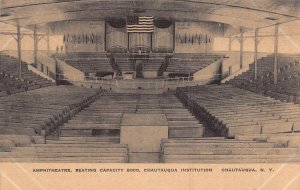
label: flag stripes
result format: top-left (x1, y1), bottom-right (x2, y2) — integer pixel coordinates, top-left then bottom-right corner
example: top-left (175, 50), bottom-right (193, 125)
top-left (127, 16), bottom-right (154, 33)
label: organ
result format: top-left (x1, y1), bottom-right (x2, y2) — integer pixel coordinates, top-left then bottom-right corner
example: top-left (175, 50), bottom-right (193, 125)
top-left (58, 19), bottom-right (219, 54)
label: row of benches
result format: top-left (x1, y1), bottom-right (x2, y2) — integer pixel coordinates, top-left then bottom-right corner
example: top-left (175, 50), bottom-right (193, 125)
top-left (0, 85), bottom-right (132, 163)
top-left (160, 136), bottom-right (300, 163)
top-left (165, 54), bottom-right (222, 75)
top-left (0, 135), bottom-right (129, 163)
top-left (0, 73), bottom-right (52, 97)
top-left (61, 93), bottom-right (204, 138)
top-left (228, 55), bottom-right (300, 103)
top-left (0, 86), bottom-right (103, 150)
top-left (64, 58), bottom-right (114, 74)
top-left (160, 84), bottom-right (300, 163)
top-left (0, 53), bottom-right (53, 87)
top-left (176, 85), bottom-right (300, 138)
top-left (61, 52), bottom-right (224, 77)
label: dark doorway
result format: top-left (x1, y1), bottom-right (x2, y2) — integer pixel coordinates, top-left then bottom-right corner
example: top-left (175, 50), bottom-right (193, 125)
top-left (135, 60), bottom-right (144, 78)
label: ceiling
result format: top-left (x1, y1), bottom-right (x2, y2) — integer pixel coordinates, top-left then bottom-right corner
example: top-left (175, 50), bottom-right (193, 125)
top-left (1, 0), bottom-right (300, 35)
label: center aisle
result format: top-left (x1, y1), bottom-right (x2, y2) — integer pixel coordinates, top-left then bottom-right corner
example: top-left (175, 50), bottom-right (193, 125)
top-left (59, 92), bottom-right (204, 163)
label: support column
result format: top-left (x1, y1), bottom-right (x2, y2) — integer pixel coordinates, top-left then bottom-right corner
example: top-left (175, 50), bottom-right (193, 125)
top-left (33, 25), bottom-right (38, 65)
top-left (150, 32), bottom-right (153, 53)
top-left (47, 27), bottom-right (50, 54)
top-left (173, 22), bottom-right (176, 53)
top-left (274, 23), bottom-right (279, 84)
top-left (17, 25), bottom-right (22, 79)
top-left (104, 21), bottom-right (107, 52)
top-left (240, 31), bottom-right (244, 69)
top-left (228, 37), bottom-right (232, 51)
top-left (254, 28), bottom-right (259, 80)
top-left (127, 33), bottom-right (130, 53)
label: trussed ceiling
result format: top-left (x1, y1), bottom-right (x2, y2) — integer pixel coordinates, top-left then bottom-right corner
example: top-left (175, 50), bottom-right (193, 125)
top-left (1, 0), bottom-right (300, 35)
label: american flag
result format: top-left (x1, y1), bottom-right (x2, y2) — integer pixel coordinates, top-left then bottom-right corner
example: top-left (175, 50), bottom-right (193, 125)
top-left (127, 16), bottom-right (154, 33)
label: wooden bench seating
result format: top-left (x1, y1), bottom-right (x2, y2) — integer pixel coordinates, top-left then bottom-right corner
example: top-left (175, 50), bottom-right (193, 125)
top-left (63, 123), bottom-right (120, 129)
top-left (12, 145), bottom-right (128, 153)
top-left (0, 157), bottom-right (127, 163)
top-left (166, 58), bottom-right (218, 74)
top-left (0, 140), bottom-right (14, 152)
top-left (0, 127), bottom-right (36, 135)
top-left (176, 85), bottom-right (300, 138)
top-left (163, 155), bottom-right (300, 163)
top-left (161, 137), bottom-right (300, 163)
top-left (68, 118), bottom-right (122, 124)
top-left (64, 55), bottom-right (114, 75)
top-left (0, 134), bottom-right (128, 163)
top-left (235, 133), bottom-right (300, 148)
top-left (163, 147), bottom-right (300, 155)
top-left (0, 151), bottom-right (128, 163)
top-left (143, 59), bottom-right (164, 72)
top-left (48, 136), bottom-right (120, 144)
top-left (0, 137), bottom-right (128, 163)
top-left (61, 93), bottom-right (204, 139)
top-left (0, 86), bottom-right (103, 154)
top-left (0, 53), bottom-right (53, 93)
top-left (227, 55), bottom-right (300, 103)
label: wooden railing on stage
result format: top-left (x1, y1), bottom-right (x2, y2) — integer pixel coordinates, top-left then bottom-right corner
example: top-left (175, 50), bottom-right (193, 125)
top-left (56, 73), bottom-right (222, 92)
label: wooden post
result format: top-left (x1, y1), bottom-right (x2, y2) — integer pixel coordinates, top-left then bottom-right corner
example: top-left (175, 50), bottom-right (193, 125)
top-left (274, 23), bottom-right (279, 84)
top-left (173, 22), bottom-right (176, 53)
top-left (228, 37), bottom-right (232, 52)
top-left (240, 31), bottom-right (244, 69)
top-left (127, 33), bottom-right (130, 53)
top-left (104, 21), bottom-right (107, 52)
top-left (254, 28), bottom-right (259, 80)
top-left (34, 25), bottom-right (38, 65)
top-left (47, 26), bottom-right (50, 54)
top-left (17, 25), bottom-right (22, 79)
top-left (150, 32), bottom-right (153, 53)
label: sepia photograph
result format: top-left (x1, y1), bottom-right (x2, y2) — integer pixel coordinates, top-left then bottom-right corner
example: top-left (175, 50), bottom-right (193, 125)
top-left (0, 0), bottom-right (300, 189)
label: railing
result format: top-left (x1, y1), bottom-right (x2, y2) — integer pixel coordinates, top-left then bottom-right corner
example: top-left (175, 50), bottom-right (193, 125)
top-left (56, 73), bottom-right (222, 90)
top-left (56, 74), bottom-right (116, 84)
top-left (165, 74), bottom-right (221, 83)
top-left (115, 80), bottom-right (165, 90)
top-left (27, 64), bottom-right (56, 82)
